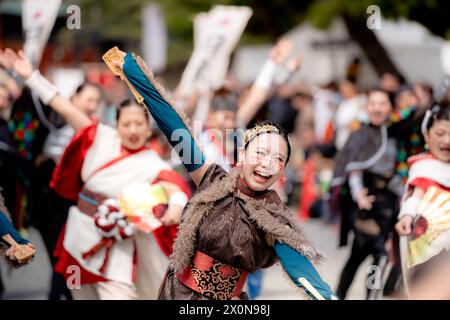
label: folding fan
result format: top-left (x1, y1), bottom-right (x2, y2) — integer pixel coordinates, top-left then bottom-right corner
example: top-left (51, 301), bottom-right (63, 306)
top-left (406, 186), bottom-right (450, 268)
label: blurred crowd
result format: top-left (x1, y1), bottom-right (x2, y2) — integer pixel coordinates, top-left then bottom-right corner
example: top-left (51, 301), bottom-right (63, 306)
top-left (1, 36), bottom-right (450, 300)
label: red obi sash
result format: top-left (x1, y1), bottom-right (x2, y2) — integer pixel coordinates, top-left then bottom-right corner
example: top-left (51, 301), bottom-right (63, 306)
top-left (76, 188), bottom-right (120, 274)
top-left (177, 251), bottom-right (248, 300)
top-left (77, 187), bottom-right (105, 217)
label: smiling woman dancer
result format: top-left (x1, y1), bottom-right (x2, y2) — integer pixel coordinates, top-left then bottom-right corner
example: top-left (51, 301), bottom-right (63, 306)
top-left (112, 49), bottom-right (337, 300)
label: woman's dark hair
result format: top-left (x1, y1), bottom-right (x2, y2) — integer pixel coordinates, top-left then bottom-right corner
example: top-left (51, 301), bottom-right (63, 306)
top-left (415, 82), bottom-right (433, 97)
top-left (116, 99), bottom-right (150, 122)
top-left (426, 105), bottom-right (450, 131)
top-left (395, 84), bottom-right (417, 101)
top-left (244, 121), bottom-right (291, 164)
top-left (367, 87), bottom-right (395, 107)
top-left (323, 81), bottom-right (338, 92)
top-left (74, 81), bottom-right (102, 96)
top-left (211, 87), bottom-right (238, 113)
top-left (382, 71), bottom-right (406, 86)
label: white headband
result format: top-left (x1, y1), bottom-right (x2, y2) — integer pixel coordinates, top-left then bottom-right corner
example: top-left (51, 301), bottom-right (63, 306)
top-left (421, 105), bottom-right (441, 136)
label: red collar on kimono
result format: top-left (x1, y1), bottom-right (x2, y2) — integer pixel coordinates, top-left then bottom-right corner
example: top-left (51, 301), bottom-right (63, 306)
top-left (86, 144), bottom-right (153, 181)
top-left (407, 152), bottom-right (436, 166)
top-left (120, 144), bottom-right (152, 156)
top-left (236, 177), bottom-right (267, 198)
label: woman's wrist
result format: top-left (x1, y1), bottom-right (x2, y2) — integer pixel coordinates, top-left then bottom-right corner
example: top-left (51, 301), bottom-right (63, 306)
top-left (24, 70), bottom-right (59, 105)
top-left (254, 59), bottom-right (278, 89)
top-left (400, 214), bottom-right (414, 222)
top-left (21, 68), bottom-right (34, 81)
top-left (398, 195), bottom-right (421, 219)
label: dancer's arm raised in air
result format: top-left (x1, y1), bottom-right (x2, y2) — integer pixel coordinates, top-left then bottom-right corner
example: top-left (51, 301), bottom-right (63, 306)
top-left (0, 49), bottom-right (92, 132)
top-left (237, 39), bottom-right (302, 126)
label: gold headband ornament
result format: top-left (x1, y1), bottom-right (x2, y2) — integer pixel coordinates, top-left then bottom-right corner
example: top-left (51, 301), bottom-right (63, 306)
top-left (243, 123), bottom-right (280, 146)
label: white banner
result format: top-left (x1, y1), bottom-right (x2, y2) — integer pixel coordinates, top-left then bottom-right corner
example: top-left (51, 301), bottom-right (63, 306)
top-left (442, 41), bottom-right (450, 76)
top-left (142, 2), bottom-right (168, 74)
top-left (22, 0), bottom-right (61, 66)
top-left (178, 5), bottom-right (253, 96)
top-left (50, 68), bottom-right (85, 99)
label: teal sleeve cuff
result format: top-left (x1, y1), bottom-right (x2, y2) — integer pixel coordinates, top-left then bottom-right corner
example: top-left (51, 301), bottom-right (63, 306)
top-left (0, 213), bottom-right (29, 245)
top-left (122, 53), bottom-right (205, 172)
top-left (274, 241), bottom-right (337, 300)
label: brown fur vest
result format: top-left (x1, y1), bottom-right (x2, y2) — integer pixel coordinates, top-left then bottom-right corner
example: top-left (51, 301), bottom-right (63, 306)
top-left (128, 54), bottom-right (324, 273)
top-left (169, 168), bottom-right (324, 273)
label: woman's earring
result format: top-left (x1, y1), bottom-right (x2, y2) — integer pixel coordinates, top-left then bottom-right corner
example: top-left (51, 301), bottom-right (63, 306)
top-left (424, 143), bottom-right (429, 150)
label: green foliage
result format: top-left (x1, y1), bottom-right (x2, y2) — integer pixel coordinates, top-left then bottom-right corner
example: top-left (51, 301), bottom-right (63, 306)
top-left (291, 0), bottom-right (445, 31)
top-left (61, 0), bottom-right (450, 66)
top-left (63, 0), bottom-right (449, 40)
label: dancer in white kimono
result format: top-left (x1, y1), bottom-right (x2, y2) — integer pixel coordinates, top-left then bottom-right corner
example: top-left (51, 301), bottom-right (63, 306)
top-left (1, 48), bottom-right (191, 300)
top-left (395, 105), bottom-right (450, 299)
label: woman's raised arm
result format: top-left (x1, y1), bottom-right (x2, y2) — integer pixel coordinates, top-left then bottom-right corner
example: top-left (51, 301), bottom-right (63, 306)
top-left (237, 39), bottom-right (295, 126)
top-left (0, 49), bottom-right (91, 132)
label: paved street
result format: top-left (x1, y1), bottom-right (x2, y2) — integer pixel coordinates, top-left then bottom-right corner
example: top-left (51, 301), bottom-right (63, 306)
top-left (1, 218), bottom-right (372, 300)
top-left (0, 227), bottom-right (51, 299)
top-left (257, 219), bottom-right (371, 300)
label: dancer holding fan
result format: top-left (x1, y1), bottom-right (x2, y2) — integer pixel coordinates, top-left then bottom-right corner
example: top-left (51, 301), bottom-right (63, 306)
top-left (395, 105), bottom-right (450, 299)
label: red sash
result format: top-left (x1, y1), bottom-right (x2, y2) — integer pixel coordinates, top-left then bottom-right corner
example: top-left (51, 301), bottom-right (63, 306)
top-left (177, 251), bottom-right (248, 300)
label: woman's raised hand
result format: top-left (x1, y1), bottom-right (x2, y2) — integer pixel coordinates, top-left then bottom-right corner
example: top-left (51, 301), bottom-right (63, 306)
top-left (117, 49), bottom-right (126, 59)
top-left (0, 49), bottom-right (14, 70)
top-left (269, 38), bottom-right (294, 65)
top-left (0, 49), bottom-right (34, 80)
top-left (111, 48), bottom-right (127, 80)
top-left (286, 52), bottom-right (304, 72)
top-left (111, 49), bottom-right (126, 68)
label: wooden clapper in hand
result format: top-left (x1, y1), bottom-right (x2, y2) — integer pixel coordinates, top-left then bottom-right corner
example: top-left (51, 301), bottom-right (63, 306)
top-left (102, 46), bottom-right (144, 104)
top-left (2, 234), bottom-right (35, 264)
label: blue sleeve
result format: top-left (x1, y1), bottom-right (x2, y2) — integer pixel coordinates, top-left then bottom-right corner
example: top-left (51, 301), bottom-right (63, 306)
top-left (274, 241), bottom-right (337, 300)
top-left (122, 53), bottom-right (205, 172)
top-left (0, 213), bottom-right (29, 245)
